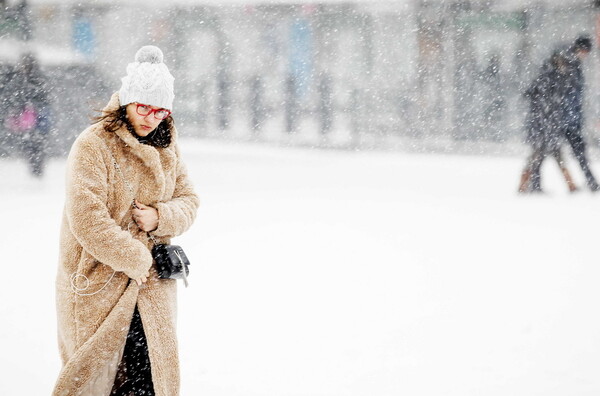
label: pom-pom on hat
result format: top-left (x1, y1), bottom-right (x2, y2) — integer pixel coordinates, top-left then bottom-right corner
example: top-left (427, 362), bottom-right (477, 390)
top-left (119, 45), bottom-right (175, 111)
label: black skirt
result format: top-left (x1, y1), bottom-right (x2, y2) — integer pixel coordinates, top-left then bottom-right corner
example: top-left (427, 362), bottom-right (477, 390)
top-left (111, 305), bottom-right (155, 396)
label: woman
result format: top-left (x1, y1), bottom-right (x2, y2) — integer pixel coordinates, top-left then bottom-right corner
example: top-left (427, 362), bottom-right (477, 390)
top-left (54, 46), bottom-right (199, 395)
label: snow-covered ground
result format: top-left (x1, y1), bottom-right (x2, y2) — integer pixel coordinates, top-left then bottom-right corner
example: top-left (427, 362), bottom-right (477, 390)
top-left (1, 138), bottom-right (600, 395)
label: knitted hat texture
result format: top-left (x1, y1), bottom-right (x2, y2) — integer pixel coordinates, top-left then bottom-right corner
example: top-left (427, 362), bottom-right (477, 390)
top-left (119, 46), bottom-right (175, 111)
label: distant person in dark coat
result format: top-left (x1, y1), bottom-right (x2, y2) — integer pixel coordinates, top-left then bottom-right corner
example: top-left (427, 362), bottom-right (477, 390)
top-left (5, 52), bottom-right (51, 177)
top-left (560, 35), bottom-right (599, 191)
top-left (518, 51), bottom-right (577, 193)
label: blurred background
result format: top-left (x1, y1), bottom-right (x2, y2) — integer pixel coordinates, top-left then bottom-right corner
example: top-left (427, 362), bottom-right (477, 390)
top-left (0, 0), bottom-right (599, 156)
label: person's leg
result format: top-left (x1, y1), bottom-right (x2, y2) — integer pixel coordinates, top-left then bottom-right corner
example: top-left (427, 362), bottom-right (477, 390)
top-left (518, 148), bottom-right (542, 193)
top-left (528, 149), bottom-right (545, 192)
top-left (21, 132), bottom-right (45, 177)
top-left (517, 166), bottom-right (532, 193)
top-left (111, 306), bottom-right (155, 396)
top-left (29, 132), bottom-right (45, 177)
top-left (518, 156), bottom-right (534, 193)
top-left (552, 149), bottom-right (578, 192)
top-left (566, 130), bottom-right (599, 191)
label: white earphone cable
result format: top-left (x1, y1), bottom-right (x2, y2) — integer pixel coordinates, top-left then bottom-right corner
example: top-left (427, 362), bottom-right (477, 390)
top-left (69, 270), bottom-right (117, 296)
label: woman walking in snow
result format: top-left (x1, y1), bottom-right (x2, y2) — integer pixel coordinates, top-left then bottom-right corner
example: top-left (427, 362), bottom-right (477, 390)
top-left (53, 45), bottom-right (199, 395)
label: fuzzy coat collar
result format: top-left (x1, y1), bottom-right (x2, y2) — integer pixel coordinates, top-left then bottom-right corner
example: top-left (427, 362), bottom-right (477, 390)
top-left (102, 92), bottom-right (178, 199)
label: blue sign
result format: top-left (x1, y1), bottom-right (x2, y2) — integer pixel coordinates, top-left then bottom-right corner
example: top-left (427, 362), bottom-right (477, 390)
top-left (289, 19), bottom-right (313, 98)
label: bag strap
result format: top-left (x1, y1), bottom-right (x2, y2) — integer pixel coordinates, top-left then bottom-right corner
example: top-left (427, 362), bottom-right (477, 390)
top-left (105, 142), bottom-right (158, 245)
top-left (174, 249), bottom-right (189, 287)
top-left (107, 149), bottom-right (135, 210)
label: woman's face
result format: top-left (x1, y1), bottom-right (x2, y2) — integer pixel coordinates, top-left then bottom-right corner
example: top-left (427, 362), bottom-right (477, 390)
top-left (125, 103), bottom-right (166, 137)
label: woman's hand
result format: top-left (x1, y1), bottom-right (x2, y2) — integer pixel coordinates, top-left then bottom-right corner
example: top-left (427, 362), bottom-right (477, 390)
top-left (132, 200), bottom-right (159, 232)
top-left (133, 272), bottom-right (149, 286)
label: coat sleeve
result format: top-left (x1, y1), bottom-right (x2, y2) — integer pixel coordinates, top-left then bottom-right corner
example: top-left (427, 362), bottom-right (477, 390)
top-left (152, 144), bottom-right (200, 239)
top-left (65, 134), bottom-right (153, 279)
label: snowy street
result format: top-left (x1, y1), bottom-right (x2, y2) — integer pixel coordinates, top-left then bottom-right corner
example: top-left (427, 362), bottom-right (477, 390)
top-left (1, 139), bottom-right (600, 395)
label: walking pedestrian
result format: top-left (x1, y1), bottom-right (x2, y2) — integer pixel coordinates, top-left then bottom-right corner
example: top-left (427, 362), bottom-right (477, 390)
top-left (4, 52), bottom-right (51, 177)
top-left (518, 51), bottom-right (577, 193)
top-left (560, 35), bottom-right (599, 191)
top-left (53, 45), bottom-right (199, 395)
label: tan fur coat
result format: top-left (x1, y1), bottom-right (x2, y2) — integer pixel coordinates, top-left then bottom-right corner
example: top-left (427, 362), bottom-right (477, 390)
top-left (54, 93), bottom-right (199, 396)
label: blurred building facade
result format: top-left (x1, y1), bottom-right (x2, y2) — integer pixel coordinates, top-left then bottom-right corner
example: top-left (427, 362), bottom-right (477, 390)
top-left (1, 0), bottom-right (599, 154)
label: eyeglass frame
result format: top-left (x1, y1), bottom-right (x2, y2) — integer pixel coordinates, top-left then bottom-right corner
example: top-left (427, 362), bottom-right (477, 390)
top-left (134, 103), bottom-right (172, 120)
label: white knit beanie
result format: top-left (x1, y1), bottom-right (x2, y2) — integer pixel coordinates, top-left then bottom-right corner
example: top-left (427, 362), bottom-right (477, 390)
top-left (119, 45), bottom-right (175, 111)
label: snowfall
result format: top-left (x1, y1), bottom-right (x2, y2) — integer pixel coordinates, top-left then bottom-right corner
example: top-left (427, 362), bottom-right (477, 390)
top-left (1, 137), bottom-right (600, 395)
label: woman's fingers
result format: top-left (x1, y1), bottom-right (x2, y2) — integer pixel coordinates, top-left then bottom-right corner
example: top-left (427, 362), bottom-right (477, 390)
top-left (134, 219), bottom-right (152, 232)
top-left (132, 208), bottom-right (146, 228)
top-left (134, 200), bottom-right (149, 209)
top-left (134, 275), bottom-right (149, 286)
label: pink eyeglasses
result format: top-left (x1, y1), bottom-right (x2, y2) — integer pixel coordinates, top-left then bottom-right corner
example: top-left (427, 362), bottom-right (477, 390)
top-left (135, 103), bottom-right (171, 120)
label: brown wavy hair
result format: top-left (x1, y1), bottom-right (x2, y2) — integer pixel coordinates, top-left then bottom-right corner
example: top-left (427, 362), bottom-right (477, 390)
top-left (92, 105), bottom-right (173, 148)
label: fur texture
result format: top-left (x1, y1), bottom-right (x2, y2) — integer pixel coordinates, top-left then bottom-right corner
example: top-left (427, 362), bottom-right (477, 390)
top-left (54, 92), bottom-right (199, 395)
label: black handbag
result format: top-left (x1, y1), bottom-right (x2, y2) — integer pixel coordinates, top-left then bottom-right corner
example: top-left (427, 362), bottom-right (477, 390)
top-left (152, 243), bottom-right (190, 286)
